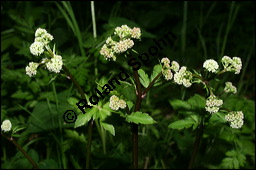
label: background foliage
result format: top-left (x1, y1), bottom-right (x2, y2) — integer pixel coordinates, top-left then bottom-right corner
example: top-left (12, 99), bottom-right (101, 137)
top-left (1, 1), bottom-right (255, 169)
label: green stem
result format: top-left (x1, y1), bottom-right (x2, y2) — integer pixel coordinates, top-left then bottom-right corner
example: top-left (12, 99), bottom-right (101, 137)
top-left (1, 133), bottom-right (39, 169)
top-left (132, 69), bottom-right (142, 169)
top-left (142, 72), bottom-right (162, 96)
top-left (62, 65), bottom-right (93, 169)
top-left (188, 116), bottom-right (204, 169)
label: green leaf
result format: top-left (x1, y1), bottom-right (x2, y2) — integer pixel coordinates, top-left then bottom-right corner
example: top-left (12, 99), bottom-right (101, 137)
top-left (126, 101), bottom-right (134, 110)
top-left (101, 122), bottom-right (115, 136)
top-left (169, 99), bottom-right (191, 111)
top-left (74, 108), bottom-right (94, 128)
top-left (125, 112), bottom-right (156, 124)
top-left (150, 64), bottom-right (162, 86)
top-left (168, 117), bottom-right (198, 130)
top-left (187, 94), bottom-right (206, 110)
top-left (138, 69), bottom-right (150, 88)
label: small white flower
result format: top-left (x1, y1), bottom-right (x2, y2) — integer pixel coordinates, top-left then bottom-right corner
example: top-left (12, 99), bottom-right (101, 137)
top-left (224, 82), bottom-right (237, 94)
top-left (170, 61), bottom-right (180, 72)
top-left (203, 59), bottom-right (219, 73)
top-left (35, 28), bottom-right (47, 37)
top-left (106, 37), bottom-right (117, 46)
top-left (25, 62), bottom-right (39, 77)
top-left (109, 95), bottom-right (121, 110)
top-left (119, 99), bottom-right (127, 109)
top-left (131, 27), bottom-right (141, 39)
top-left (173, 66), bottom-right (193, 87)
top-left (205, 94), bottom-right (223, 114)
top-left (46, 54), bottom-right (63, 73)
top-left (225, 111), bottom-right (244, 129)
top-left (221, 55), bottom-right (233, 69)
top-left (161, 58), bottom-right (170, 68)
top-left (34, 28), bottom-right (54, 45)
top-left (113, 39), bottom-right (134, 53)
top-left (114, 25), bottom-right (132, 39)
top-left (100, 44), bottom-right (116, 61)
top-left (162, 69), bottom-right (173, 80)
top-left (109, 95), bottom-right (127, 110)
top-left (30, 41), bottom-right (45, 56)
top-left (221, 56), bottom-right (242, 74)
top-left (1, 120), bottom-right (12, 132)
top-left (232, 57), bottom-right (242, 74)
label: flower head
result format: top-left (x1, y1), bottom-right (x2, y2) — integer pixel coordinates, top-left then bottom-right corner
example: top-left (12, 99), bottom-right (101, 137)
top-left (173, 66), bottom-right (193, 87)
top-left (45, 54), bottom-right (63, 73)
top-left (162, 69), bottom-right (173, 80)
top-left (25, 62), bottom-right (39, 77)
top-left (131, 27), bottom-right (141, 39)
top-left (119, 99), bottom-right (127, 109)
top-left (221, 56), bottom-right (242, 74)
top-left (203, 59), bottom-right (219, 73)
top-left (30, 41), bottom-right (45, 56)
top-left (232, 57), bottom-right (242, 74)
top-left (205, 94), bottom-right (223, 114)
top-left (109, 95), bottom-right (127, 111)
top-left (100, 44), bottom-right (116, 61)
top-left (161, 58), bottom-right (170, 68)
top-left (114, 25), bottom-right (132, 39)
top-left (113, 39), bottom-right (134, 54)
top-left (225, 111), bottom-right (244, 128)
top-left (35, 28), bottom-right (53, 45)
top-left (170, 61), bottom-right (180, 72)
top-left (1, 120), bottom-right (12, 132)
top-left (224, 82), bottom-right (237, 94)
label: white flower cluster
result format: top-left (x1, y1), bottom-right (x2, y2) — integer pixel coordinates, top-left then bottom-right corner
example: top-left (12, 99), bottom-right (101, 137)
top-left (100, 25), bottom-right (141, 61)
top-left (221, 55), bottom-right (242, 74)
top-left (225, 111), bottom-right (244, 129)
top-left (45, 54), bottom-right (63, 73)
top-left (109, 95), bottom-right (127, 111)
top-left (161, 58), bottom-right (181, 81)
top-left (26, 28), bottom-right (63, 77)
top-left (205, 94), bottom-right (223, 113)
top-left (224, 82), bottom-right (237, 94)
top-left (173, 66), bottom-right (193, 88)
top-left (113, 39), bottom-right (134, 54)
top-left (29, 28), bottom-right (54, 56)
top-left (203, 59), bottom-right (219, 73)
top-left (25, 62), bottom-right (39, 77)
top-left (1, 120), bottom-right (12, 132)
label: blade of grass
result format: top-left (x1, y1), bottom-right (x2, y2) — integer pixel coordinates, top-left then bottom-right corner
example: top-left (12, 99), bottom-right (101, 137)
top-left (220, 2), bottom-right (240, 58)
top-left (181, 1), bottom-right (187, 64)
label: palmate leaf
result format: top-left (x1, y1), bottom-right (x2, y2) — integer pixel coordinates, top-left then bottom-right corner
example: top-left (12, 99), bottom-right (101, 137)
top-left (125, 112), bottom-right (156, 124)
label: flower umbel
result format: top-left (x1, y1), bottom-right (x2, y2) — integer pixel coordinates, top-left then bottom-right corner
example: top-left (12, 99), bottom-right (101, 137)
top-left (100, 25), bottom-right (141, 61)
top-left (225, 111), bottom-right (244, 128)
top-left (109, 95), bottom-right (127, 111)
top-left (203, 59), bottom-right (219, 73)
top-left (30, 41), bottom-right (45, 56)
top-left (221, 55), bottom-right (242, 74)
top-left (224, 82), bottom-right (237, 94)
top-left (45, 54), bottom-right (63, 73)
top-left (25, 62), bottom-right (39, 77)
top-left (205, 94), bottom-right (223, 114)
top-left (173, 66), bottom-right (193, 87)
top-left (1, 120), bottom-right (12, 132)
